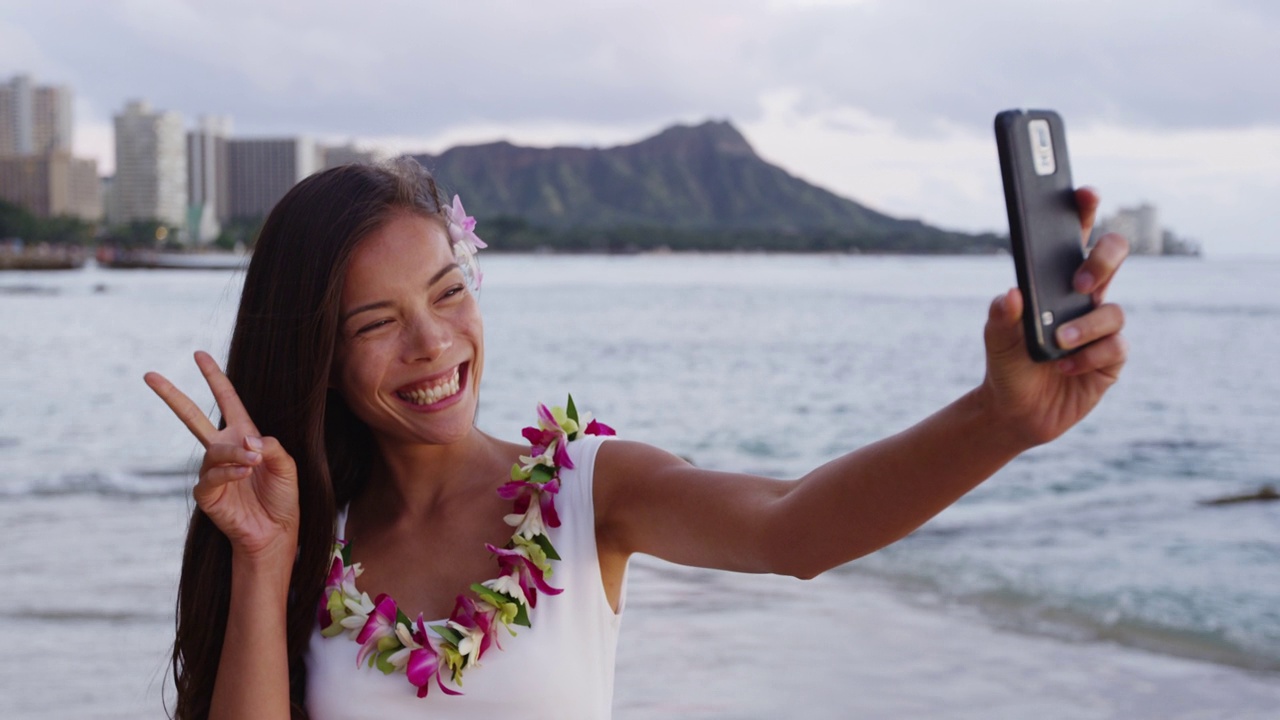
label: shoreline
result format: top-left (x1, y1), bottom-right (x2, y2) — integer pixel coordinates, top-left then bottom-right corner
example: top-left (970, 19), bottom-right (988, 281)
top-left (614, 556), bottom-right (1280, 719)
top-left (843, 563), bottom-right (1280, 676)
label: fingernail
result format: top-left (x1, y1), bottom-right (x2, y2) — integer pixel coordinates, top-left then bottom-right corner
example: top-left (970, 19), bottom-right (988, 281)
top-left (245, 436), bottom-right (263, 451)
top-left (1074, 271), bottom-right (1094, 294)
top-left (1059, 325), bottom-right (1081, 346)
top-left (245, 451), bottom-right (262, 463)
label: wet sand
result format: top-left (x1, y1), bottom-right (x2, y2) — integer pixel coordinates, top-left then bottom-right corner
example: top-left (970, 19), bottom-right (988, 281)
top-left (615, 556), bottom-right (1280, 719)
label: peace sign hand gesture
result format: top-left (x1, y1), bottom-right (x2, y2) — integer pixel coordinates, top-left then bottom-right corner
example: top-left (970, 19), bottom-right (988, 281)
top-left (145, 351), bottom-right (300, 563)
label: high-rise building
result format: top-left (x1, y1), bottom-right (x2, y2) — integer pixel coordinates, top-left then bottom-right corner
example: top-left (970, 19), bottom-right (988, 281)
top-left (226, 137), bottom-right (319, 221)
top-left (321, 142), bottom-right (381, 169)
top-left (0, 74), bottom-right (72, 156)
top-left (0, 152), bottom-right (102, 221)
top-left (112, 100), bottom-right (187, 230)
top-left (32, 85), bottom-right (72, 154)
top-left (1098, 203), bottom-right (1162, 255)
top-left (187, 115), bottom-right (232, 244)
top-left (0, 74), bottom-right (98, 222)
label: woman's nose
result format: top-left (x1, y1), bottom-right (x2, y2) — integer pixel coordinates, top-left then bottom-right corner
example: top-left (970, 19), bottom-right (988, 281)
top-left (404, 311), bottom-right (452, 362)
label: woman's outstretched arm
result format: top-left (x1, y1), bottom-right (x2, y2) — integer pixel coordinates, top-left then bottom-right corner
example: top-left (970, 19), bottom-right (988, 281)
top-left (596, 193), bottom-right (1129, 579)
top-left (146, 352), bottom-right (299, 719)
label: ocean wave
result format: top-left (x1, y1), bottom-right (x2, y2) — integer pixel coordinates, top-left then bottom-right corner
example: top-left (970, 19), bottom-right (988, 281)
top-left (0, 607), bottom-right (170, 625)
top-left (0, 284), bottom-right (59, 295)
top-left (1145, 303), bottom-right (1280, 318)
top-left (2, 470), bottom-right (192, 499)
top-left (842, 563), bottom-right (1280, 674)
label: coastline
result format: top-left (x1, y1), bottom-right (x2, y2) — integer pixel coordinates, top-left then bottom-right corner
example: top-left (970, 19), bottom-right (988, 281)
top-left (614, 556), bottom-right (1280, 719)
top-left (5, 494), bottom-right (1277, 720)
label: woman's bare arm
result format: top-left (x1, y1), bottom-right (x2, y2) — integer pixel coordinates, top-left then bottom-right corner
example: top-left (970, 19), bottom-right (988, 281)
top-left (596, 214), bottom-right (1129, 579)
top-left (146, 352), bottom-right (299, 718)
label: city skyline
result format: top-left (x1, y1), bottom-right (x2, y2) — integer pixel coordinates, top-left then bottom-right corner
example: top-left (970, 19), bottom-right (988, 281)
top-left (1, 1), bottom-right (1276, 255)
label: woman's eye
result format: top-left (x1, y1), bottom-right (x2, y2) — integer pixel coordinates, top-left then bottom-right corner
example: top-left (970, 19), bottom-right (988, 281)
top-left (356, 319), bottom-right (392, 335)
top-left (440, 285), bottom-right (466, 301)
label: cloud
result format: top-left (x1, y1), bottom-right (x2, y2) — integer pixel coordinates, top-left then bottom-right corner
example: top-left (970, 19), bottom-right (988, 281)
top-left (4, 0), bottom-right (1277, 137)
top-left (3, 0), bottom-right (1276, 254)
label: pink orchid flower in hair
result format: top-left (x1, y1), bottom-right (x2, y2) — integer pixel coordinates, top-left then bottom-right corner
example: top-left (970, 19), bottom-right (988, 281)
top-left (445, 195), bottom-right (487, 252)
top-left (444, 194), bottom-right (486, 292)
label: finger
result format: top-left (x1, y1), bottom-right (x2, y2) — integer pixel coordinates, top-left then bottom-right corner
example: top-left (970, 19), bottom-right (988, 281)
top-left (1057, 333), bottom-right (1128, 380)
top-left (984, 289), bottom-right (1024, 358)
top-left (1055, 303), bottom-right (1126, 351)
top-left (1075, 233), bottom-right (1130, 302)
top-left (199, 442), bottom-right (264, 474)
top-left (143, 371), bottom-right (218, 447)
top-left (193, 351), bottom-right (257, 432)
top-left (199, 464), bottom-right (254, 489)
top-left (1075, 186), bottom-right (1100, 244)
top-left (254, 436), bottom-right (298, 480)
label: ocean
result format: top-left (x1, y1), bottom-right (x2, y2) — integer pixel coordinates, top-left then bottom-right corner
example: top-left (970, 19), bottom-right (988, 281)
top-left (1, 253), bottom-right (1277, 718)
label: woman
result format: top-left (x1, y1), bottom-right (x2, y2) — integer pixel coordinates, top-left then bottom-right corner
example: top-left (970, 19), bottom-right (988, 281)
top-left (146, 159), bottom-right (1128, 719)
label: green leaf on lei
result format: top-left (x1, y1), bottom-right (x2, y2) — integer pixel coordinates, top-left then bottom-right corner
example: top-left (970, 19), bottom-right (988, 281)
top-left (530, 464), bottom-right (554, 485)
top-left (512, 600), bottom-right (531, 628)
top-left (533, 532), bottom-right (561, 561)
top-left (471, 583), bottom-right (526, 628)
top-left (512, 535), bottom-right (552, 574)
top-left (470, 582), bottom-right (509, 607)
top-left (566, 394), bottom-right (579, 425)
top-left (375, 648), bottom-right (398, 674)
top-left (431, 624), bottom-right (463, 647)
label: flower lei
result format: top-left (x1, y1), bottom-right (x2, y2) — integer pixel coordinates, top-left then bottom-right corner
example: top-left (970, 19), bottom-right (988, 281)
top-left (317, 396), bottom-right (615, 698)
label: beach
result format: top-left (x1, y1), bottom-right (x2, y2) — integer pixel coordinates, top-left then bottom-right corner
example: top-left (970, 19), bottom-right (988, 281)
top-left (1, 255), bottom-right (1277, 718)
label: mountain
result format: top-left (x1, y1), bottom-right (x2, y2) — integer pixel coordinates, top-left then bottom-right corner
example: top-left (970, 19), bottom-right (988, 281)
top-left (410, 121), bottom-right (1002, 253)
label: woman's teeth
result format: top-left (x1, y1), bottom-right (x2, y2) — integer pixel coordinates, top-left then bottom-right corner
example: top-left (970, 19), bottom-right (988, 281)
top-left (397, 368), bottom-right (461, 405)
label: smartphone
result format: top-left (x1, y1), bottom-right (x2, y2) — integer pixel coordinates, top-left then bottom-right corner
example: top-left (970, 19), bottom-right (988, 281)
top-left (994, 109), bottom-right (1093, 362)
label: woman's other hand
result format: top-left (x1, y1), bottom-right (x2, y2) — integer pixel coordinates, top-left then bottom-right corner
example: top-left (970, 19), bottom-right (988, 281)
top-left (981, 187), bottom-right (1130, 449)
top-left (145, 351), bottom-right (300, 562)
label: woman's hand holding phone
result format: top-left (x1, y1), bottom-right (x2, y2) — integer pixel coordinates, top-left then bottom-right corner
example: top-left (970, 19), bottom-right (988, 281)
top-left (980, 187), bottom-right (1130, 450)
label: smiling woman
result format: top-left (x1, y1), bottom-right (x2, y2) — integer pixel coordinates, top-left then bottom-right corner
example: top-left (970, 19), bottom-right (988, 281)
top-left (332, 211), bottom-right (485, 447)
top-left (144, 158), bottom-right (1130, 719)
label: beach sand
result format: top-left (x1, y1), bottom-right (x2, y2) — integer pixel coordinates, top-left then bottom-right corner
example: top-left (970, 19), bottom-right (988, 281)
top-left (2, 497), bottom-right (1278, 719)
top-left (615, 556), bottom-right (1280, 720)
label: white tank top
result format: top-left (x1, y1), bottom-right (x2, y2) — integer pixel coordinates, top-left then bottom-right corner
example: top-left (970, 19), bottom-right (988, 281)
top-left (305, 435), bottom-right (624, 719)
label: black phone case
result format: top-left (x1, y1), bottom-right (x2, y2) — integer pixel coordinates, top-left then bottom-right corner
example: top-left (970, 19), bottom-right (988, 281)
top-left (994, 109), bottom-right (1093, 362)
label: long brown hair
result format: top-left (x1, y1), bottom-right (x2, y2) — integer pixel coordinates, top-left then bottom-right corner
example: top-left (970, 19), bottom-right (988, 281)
top-left (170, 159), bottom-right (450, 719)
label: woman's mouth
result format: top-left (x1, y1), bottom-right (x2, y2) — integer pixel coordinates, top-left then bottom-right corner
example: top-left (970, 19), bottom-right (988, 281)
top-left (395, 364), bottom-right (464, 407)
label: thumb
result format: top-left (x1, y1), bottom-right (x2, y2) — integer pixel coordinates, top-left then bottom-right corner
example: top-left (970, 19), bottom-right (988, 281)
top-left (244, 435), bottom-right (297, 480)
top-left (984, 288), bottom-right (1025, 360)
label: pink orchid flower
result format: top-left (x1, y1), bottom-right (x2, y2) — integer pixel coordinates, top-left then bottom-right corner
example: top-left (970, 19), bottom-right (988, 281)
top-left (402, 615), bottom-right (461, 698)
top-left (486, 543), bottom-right (563, 608)
top-left (448, 594), bottom-right (499, 666)
top-left (585, 418), bottom-right (616, 436)
top-left (526, 403), bottom-right (574, 469)
top-left (354, 593), bottom-right (400, 668)
top-left (445, 195), bottom-right (487, 251)
top-left (317, 551), bottom-right (365, 634)
top-left (497, 477), bottom-right (561, 536)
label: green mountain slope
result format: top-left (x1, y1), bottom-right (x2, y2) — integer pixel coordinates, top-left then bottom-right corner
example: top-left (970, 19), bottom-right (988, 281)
top-left (411, 121), bottom-right (1001, 253)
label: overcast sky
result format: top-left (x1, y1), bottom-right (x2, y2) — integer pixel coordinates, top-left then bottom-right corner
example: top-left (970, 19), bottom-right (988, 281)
top-left (3, 0), bottom-right (1276, 255)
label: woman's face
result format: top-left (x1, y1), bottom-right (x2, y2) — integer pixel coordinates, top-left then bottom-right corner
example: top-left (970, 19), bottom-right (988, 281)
top-left (332, 209), bottom-right (484, 447)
